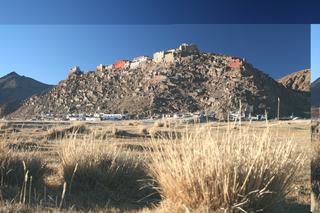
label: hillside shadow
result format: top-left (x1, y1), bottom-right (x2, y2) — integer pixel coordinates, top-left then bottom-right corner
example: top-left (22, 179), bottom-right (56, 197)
top-left (278, 201), bottom-right (309, 213)
top-left (57, 162), bottom-right (161, 211)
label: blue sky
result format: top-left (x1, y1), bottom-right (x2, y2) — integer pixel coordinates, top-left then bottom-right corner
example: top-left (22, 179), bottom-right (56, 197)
top-left (0, 25), bottom-right (310, 85)
top-left (0, 0), bottom-right (319, 24)
top-left (312, 24), bottom-right (320, 82)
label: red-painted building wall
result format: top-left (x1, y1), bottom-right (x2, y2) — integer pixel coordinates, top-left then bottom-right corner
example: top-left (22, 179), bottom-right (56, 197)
top-left (227, 57), bottom-right (243, 69)
top-left (114, 60), bottom-right (128, 69)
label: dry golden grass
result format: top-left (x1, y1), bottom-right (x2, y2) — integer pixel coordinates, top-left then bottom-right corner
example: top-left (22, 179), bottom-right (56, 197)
top-left (139, 127), bottom-right (149, 135)
top-left (153, 121), bottom-right (165, 128)
top-left (58, 133), bottom-right (158, 209)
top-left (0, 120), bottom-right (310, 212)
top-left (311, 121), bottom-right (320, 211)
top-left (0, 149), bottom-right (46, 204)
top-left (147, 125), bottom-right (305, 212)
top-left (47, 123), bottom-right (90, 140)
top-left (312, 142), bottom-right (320, 188)
top-left (153, 120), bottom-right (174, 129)
top-left (0, 122), bottom-right (8, 130)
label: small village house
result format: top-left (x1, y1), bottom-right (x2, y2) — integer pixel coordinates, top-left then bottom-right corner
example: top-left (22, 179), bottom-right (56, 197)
top-left (130, 56), bottom-right (149, 69)
top-left (101, 114), bottom-right (123, 120)
top-left (106, 64), bottom-right (113, 70)
top-left (96, 64), bottom-right (106, 72)
top-left (69, 66), bottom-right (81, 74)
top-left (152, 44), bottom-right (199, 64)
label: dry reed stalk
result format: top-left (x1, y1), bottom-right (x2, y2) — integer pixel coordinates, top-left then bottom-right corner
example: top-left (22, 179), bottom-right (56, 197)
top-left (68, 163), bottom-right (78, 195)
top-left (59, 182), bottom-right (67, 209)
top-left (28, 176), bottom-right (32, 205)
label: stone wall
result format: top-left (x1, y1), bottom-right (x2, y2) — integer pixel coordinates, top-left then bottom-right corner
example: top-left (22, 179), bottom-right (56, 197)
top-left (130, 56), bottom-right (149, 69)
top-left (164, 52), bottom-right (175, 64)
top-left (179, 43), bottom-right (199, 56)
top-left (153, 51), bottom-right (164, 63)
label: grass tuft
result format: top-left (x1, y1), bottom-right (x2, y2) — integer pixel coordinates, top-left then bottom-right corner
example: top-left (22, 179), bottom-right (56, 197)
top-left (0, 150), bottom-right (46, 202)
top-left (47, 124), bottom-right (89, 140)
top-left (58, 134), bottom-right (159, 209)
top-left (146, 125), bottom-right (304, 212)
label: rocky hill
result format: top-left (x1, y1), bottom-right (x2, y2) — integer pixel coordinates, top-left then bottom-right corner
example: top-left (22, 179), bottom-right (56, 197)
top-left (10, 44), bottom-right (310, 120)
top-left (0, 72), bottom-right (53, 116)
top-left (312, 77), bottom-right (320, 107)
top-left (278, 69), bottom-right (310, 92)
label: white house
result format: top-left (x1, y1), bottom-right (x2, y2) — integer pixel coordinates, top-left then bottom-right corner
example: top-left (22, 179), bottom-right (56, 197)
top-left (106, 64), bottom-right (113, 70)
top-left (69, 66), bottom-right (82, 75)
top-left (130, 56), bottom-right (149, 69)
top-left (101, 114), bottom-right (123, 120)
top-left (96, 64), bottom-right (106, 72)
top-left (85, 117), bottom-right (101, 121)
top-left (69, 117), bottom-right (80, 121)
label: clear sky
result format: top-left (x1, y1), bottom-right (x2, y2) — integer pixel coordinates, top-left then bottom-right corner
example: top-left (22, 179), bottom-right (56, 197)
top-left (0, 25), bottom-right (310, 85)
top-left (312, 24), bottom-right (320, 82)
top-left (0, 0), bottom-right (319, 24)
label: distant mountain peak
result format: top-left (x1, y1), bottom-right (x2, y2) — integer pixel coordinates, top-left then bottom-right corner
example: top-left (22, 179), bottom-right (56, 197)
top-left (0, 72), bottom-right (53, 117)
top-left (2, 71), bottom-right (20, 78)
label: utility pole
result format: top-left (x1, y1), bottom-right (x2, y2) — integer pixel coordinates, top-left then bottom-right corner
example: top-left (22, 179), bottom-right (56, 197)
top-left (277, 97), bottom-right (280, 120)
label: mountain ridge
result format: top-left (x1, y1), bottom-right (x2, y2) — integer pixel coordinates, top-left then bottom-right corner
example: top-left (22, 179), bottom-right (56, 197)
top-left (0, 72), bottom-right (53, 116)
top-left (277, 69), bottom-right (310, 92)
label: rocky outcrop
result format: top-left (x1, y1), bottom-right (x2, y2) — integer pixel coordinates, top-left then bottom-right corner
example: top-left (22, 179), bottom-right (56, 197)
top-left (278, 69), bottom-right (310, 92)
top-left (0, 72), bottom-right (53, 116)
top-left (9, 45), bottom-right (310, 120)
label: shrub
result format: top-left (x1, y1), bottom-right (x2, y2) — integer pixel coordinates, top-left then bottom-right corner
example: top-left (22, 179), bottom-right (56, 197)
top-left (0, 122), bottom-right (8, 130)
top-left (140, 127), bottom-right (149, 135)
top-left (58, 134), bottom-right (159, 208)
top-left (0, 150), bottom-right (46, 202)
top-left (47, 124), bottom-right (89, 140)
top-left (146, 125), bottom-right (304, 212)
top-left (154, 121), bottom-right (165, 128)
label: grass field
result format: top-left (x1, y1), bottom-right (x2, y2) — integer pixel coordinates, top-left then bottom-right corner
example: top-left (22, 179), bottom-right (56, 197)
top-left (311, 121), bottom-right (320, 212)
top-left (0, 119), bottom-right (310, 212)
